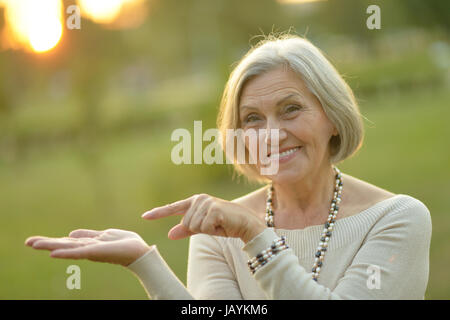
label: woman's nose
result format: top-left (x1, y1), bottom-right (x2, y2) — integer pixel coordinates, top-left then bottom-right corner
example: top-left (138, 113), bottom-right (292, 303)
top-left (263, 121), bottom-right (287, 146)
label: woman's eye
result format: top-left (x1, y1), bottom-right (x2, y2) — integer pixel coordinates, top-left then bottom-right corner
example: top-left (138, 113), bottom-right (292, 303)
top-left (285, 105), bottom-right (300, 113)
top-left (245, 114), bottom-right (260, 123)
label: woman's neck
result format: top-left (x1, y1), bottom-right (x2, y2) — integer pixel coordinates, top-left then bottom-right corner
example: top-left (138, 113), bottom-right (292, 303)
top-left (271, 164), bottom-right (336, 220)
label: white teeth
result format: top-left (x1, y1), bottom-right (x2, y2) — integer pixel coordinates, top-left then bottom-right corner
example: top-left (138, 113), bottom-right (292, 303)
top-left (269, 147), bottom-right (300, 159)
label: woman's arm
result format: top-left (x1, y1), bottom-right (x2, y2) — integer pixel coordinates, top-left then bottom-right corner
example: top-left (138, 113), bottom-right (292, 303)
top-left (126, 233), bottom-right (245, 300)
top-left (127, 233), bottom-right (245, 300)
top-left (127, 245), bottom-right (194, 299)
top-left (187, 233), bottom-right (243, 299)
top-left (242, 198), bottom-right (432, 299)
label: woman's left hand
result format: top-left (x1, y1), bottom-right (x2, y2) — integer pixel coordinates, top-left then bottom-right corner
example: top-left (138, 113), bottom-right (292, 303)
top-left (142, 194), bottom-right (266, 244)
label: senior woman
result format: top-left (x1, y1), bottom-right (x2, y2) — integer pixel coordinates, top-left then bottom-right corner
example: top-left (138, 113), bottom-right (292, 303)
top-left (25, 35), bottom-right (432, 300)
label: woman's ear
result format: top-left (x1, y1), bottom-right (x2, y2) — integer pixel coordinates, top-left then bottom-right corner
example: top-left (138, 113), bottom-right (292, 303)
top-left (332, 127), bottom-right (338, 137)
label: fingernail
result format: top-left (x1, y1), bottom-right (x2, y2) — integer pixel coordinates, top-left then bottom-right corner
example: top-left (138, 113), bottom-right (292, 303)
top-left (141, 211), bottom-right (153, 218)
top-left (50, 250), bottom-right (61, 257)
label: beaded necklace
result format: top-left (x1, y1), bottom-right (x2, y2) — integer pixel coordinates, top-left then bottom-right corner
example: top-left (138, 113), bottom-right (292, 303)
top-left (265, 166), bottom-right (343, 281)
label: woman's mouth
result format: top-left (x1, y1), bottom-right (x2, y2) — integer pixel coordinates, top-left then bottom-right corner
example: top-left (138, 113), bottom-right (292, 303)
top-left (268, 146), bottom-right (301, 163)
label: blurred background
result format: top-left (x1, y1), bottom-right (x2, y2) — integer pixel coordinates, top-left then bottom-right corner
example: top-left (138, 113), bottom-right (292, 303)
top-left (0, 0), bottom-right (448, 299)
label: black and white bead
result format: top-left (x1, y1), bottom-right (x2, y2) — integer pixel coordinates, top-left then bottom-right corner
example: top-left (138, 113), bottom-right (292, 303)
top-left (247, 236), bottom-right (288, 274)
top-left (265, 166), bottom-right (343, 282)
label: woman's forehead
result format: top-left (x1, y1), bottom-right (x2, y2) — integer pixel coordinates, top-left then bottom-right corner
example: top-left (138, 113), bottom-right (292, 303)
top-left (239, 69), bottom-right (310, 108)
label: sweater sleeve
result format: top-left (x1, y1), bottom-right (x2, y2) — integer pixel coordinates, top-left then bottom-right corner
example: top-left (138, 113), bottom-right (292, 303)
top-left (126, 234), bottom-right (244, 300)
top-left (186, 233), bottom-right (244, 299)
top-left (242, 198), bottom-right (432, 299)
top-left (127, 245), bottom-right (194, 300)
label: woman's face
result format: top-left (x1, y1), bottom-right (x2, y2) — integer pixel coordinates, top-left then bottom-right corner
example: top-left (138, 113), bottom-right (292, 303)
top-left (238, 66), bottom-right (338, 183)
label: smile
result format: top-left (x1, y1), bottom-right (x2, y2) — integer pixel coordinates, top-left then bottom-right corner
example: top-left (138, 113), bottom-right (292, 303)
top-left (268, 146), bottom-right (301, 160)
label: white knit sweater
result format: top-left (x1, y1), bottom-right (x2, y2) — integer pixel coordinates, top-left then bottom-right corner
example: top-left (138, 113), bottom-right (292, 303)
top-left (127, 194), bottom-right (432, 299)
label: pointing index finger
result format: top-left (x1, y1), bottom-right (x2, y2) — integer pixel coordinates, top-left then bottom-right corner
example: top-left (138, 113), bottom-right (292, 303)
top-left (142, 197), bottom-right (193, 219)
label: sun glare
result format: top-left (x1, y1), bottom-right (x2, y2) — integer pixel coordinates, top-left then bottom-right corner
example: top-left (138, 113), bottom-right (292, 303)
top-left (77, 0), bottom-right (124, 24)
top-left (0, 0), bottom-right (148, 53)
top-left (77, 0), bottom-right (148, 27)
top-left (1, 0), bottom-right (63, 53)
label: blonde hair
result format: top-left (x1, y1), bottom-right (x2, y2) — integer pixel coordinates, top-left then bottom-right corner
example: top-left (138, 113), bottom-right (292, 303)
top-left (217, 34), bottom-right (364, 184)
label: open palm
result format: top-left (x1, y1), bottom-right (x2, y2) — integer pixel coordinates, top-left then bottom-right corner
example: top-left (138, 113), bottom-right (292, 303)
top-left (25, 228), bottom-right (151, 267)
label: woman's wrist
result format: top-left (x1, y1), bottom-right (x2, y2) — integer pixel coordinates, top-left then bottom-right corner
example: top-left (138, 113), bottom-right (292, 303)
top-left (124, 243), bottom-right (153, 267)
top-left (247, 236), bottom-right (288, 274)
top-left (241, 219), bottom-right (266, 244)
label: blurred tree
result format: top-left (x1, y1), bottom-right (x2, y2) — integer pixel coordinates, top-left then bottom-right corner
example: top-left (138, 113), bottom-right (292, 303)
top-left (400, 0), bottom-right (450, 30)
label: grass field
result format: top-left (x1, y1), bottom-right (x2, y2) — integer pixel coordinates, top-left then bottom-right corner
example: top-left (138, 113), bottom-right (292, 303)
top-left (0, 84), bottom-right (448, 299)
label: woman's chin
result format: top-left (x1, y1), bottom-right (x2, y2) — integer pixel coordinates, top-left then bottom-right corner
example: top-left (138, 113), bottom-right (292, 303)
top-left (258, 164), bottom-right (305, 184)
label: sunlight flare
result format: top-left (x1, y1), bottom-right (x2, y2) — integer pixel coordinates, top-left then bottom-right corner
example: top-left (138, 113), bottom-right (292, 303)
top-left (1, 0), bottom-right (63, 53)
